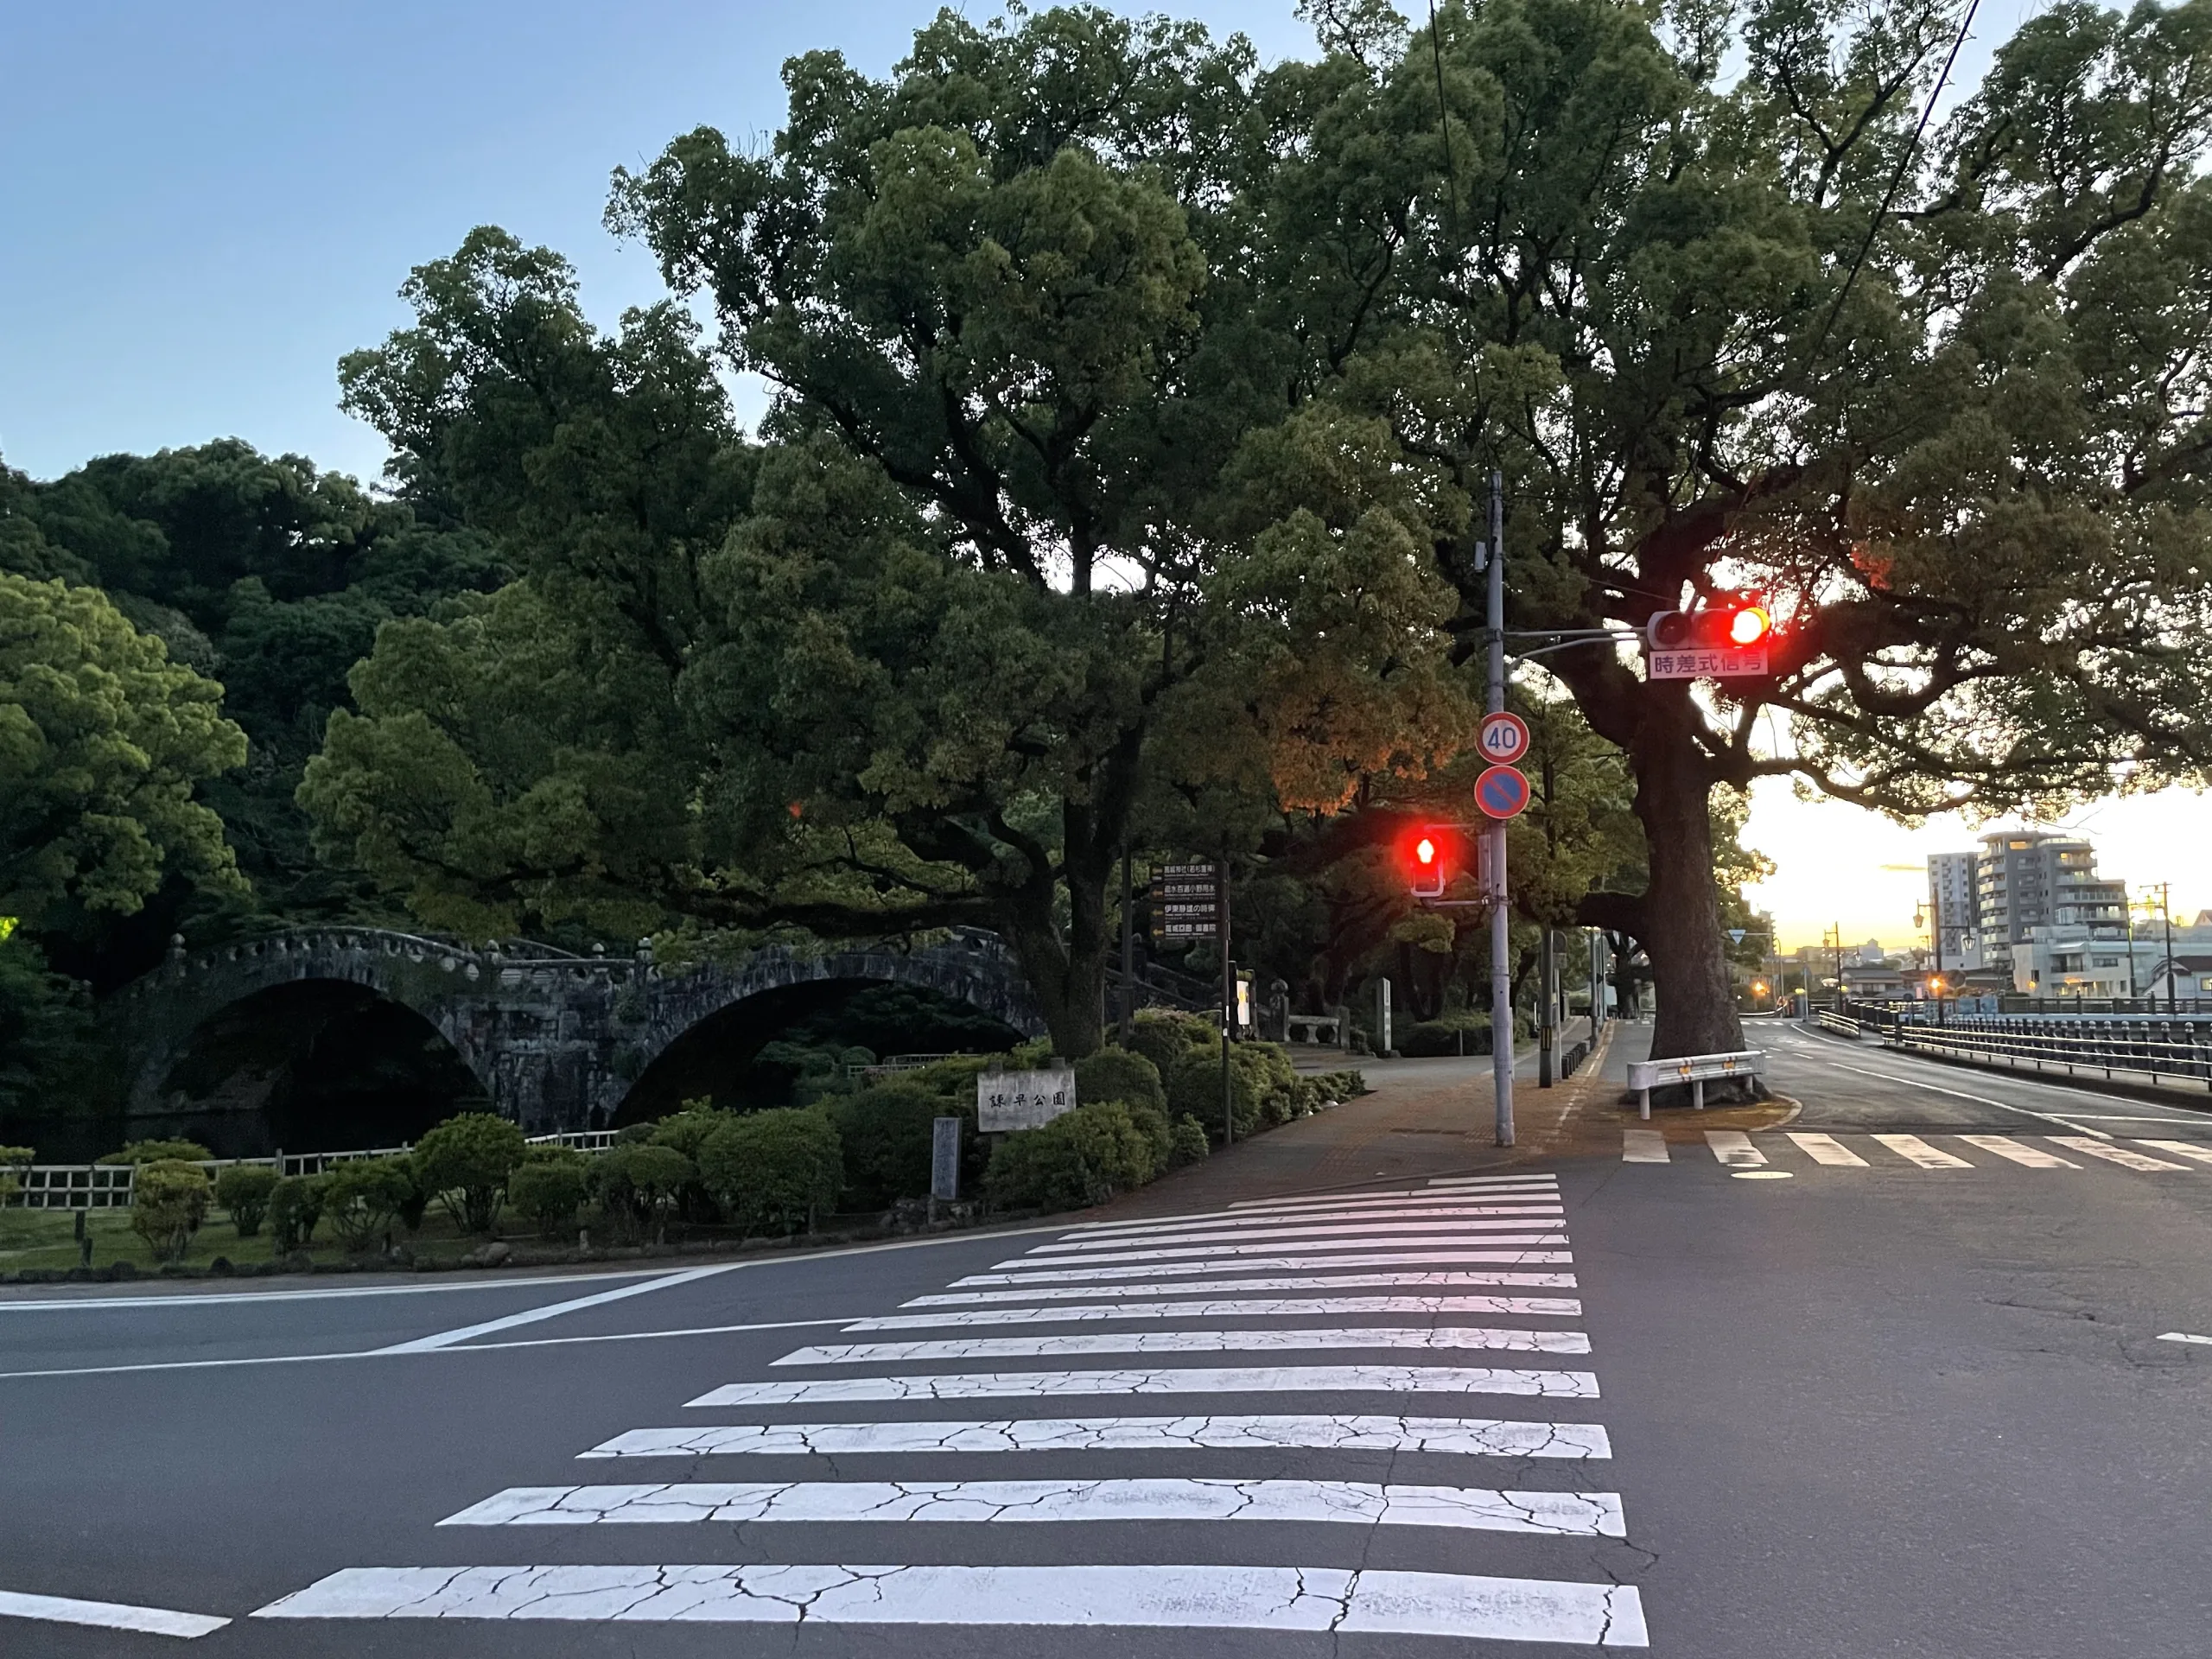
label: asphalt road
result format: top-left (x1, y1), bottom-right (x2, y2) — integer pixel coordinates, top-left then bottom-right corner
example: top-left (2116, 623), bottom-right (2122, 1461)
top-left (3, 1021), bottom-right (2208, 1656)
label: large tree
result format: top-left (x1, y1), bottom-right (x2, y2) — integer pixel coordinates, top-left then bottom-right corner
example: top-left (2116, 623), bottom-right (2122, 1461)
top-left (1264, 0), bottom-right (2212, 1058)
top-left (311, 11), bottom-right (1465, 1057)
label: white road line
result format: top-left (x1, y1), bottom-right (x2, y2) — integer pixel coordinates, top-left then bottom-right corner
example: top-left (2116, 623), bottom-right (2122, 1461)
top-left (1622, 1130), bottom-right (1669, 1164)
top-left (1085, 1196), bottom-right (1560, 1234)
top-left (906, 1272), bottom-right (1577, 1306)
top-left (776, 1327), bottom-right (1592, 1365)
top-left (2046, 1136), bottom-right (2190, 1172)
top-left (1029, 1217), bottom-right (1563, 1254)
top-left (1003, 1234), bottom-right (1569, 1269)
top-left (846, 1295), bottom-right (1581, 1331)
top-left (2134, 1140), bottom-right (2212, 1167)
top-left (686, 1365), bottom-right (1600, 1407)
top-left (1230, 1183), bottom-right (1556, 1211)
top-left (439, 1478), bottom-right (1626, 1535)
top-left (1872, 1134), bottom-right (1972, 1170)
top-left (1705, 1131), bottom-right (1766, 1168)
top-left (581, 1414), bottom-right (1615, 1460)
top-left (372, 1263), bottom-right (746, 1353)
top-left (1051, 1207), bottom-right (1566, 1244)
top-left (1818, 1059), bottom-right (2117, 1139)
top-left (0, 1268), bottom-right (688, 1314)
top-left (960, 1250), bottom-right (1573, 1285)
top-left (1427, 1174), bottom-right (1563, 1187)
top-left (0, 1589), bottom-right (229, 1640)
top-left (2157, 1332), bottom-right (2212, 1346)
top-left (251, 1563), bottom-right (1649, 1643)
top-left (1956, 1135), bottom-right (2079, 1169)
top-left (1786, 1132), bottom-right (1867, 1167)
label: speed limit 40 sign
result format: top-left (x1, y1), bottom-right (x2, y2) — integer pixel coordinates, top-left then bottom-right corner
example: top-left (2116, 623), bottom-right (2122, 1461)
top-left (1478, 711), bottom-right (1529, 766)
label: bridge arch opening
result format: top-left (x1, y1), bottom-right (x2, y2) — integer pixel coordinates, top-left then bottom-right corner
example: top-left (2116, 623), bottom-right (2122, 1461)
top-left (143, 980), bottom-right (491, 1157)
top-left (614, 978), bottom-right (1024, 1127)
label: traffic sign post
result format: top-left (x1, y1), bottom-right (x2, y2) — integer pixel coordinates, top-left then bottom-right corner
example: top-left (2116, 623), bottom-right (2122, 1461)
top-left (1477, 710), bottom-right (1529, 766)
top-left (1475, 764), bottom-right (1531, 821)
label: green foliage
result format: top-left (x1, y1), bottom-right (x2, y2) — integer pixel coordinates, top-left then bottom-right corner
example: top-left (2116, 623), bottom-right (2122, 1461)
top-left (0, 575), bottom-right (245, 929)
top-left (320, 1155), bottom-right (416, 1251)
top-left (1124, 1101), bottom-right (1173, 1174)
top-left (588, 1143), bottom-right (696, 1243)
top-left (213, 1165), bottom-right (278, 1237)
top-left (647, 1103), bottom-right (731, 1160)
top-left (97, 1139), bottom-right (213, 1166)
top-left (266, 1175), bottom-right (324, 1253)
top-left (1124, 1011), bottom-right (1217, 1079)
top-left (1168, 1114), bottom-right (1211, 1167)
top-left (128, 1160), bottom-right (209, 1262)
top-left (1163, 1039), bottom-right (1295, 1141)
top-left (983, 1102), bottom-right (1158, 1213)
top-left (696, 1109), bottom-right (843, 1236)
top-left (506, 1159), bottom-right (588, 1238)
top-left (1073, 1049), bottom-right (1165, 1115)
top-left (0, 934), bottom-right (91, 1129)
top-left (411, 1111), bottom-right (526, 1234)
top-left (830, 1079), bottom-right (961, 1211)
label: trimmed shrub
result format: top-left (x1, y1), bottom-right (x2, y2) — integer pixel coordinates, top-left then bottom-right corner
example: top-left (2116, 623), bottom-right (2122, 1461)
top-left (1169, 1114), bottom-right (1211, 1166)
top-left (98, 1138), bottom-right (212, 1166)
top-left (1311, 1069), bottom-right (1370, 1101)
top-left (647, 1103), bottom-right (732, 1160)
top-left (507, 1159), bottom-right (588, 1238)
top-left (129, 1160), bottom-right (208, 1262)
top-left (413, 1112), bottom-right (526, 1234)
top-left (830, 1079), bottom-right (983, 1210)
top-left (321, 1156), bottom-right (416, 1252)
top-left (213, 1165), bottom-right (278, 1237)
top-left (588, 1143), bottom-right (696, 1243)
top-left (1166, 1040), bottom-right (1302, 1141)
top-left (1074, 1048), bottom-right (1165, 1114)
top-left (0, 1145), bottom-right (31, 1205)
top-left (1125, 1010), bottom-right (1216, 1078)
top-left (1125, 1101), bottom-right (1173, 1173)
top-left (1399, 1016), bottom-right (1489, 1058)
top-left (266, 1175), bottom-right (324, 1253)
top-left (697, 1109), bottom-right (843, 1236)
top-left (983, 1101), bottom-right (1156, 1213)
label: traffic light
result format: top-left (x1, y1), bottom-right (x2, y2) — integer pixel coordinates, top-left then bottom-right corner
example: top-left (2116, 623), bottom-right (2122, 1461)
top-left (1645, 602), bottom-right (1773, 650)
top-left (1405, 825), bottom-right (1449, 899)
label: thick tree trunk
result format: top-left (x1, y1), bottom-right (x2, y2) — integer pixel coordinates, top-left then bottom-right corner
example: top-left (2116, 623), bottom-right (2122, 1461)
top-left (995, 805), bottom-right (1114, 1061)
top-left (1629, 713), bottom-right (1746, 1064)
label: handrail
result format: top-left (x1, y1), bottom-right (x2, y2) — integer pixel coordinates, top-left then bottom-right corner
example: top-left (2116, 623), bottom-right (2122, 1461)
top-left (1892, 1022), bottom-right (2212, 1092)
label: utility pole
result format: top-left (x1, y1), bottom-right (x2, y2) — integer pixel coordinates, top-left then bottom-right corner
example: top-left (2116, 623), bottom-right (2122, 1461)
top-left (1485, 470), bottom-right (1514, 1147)
top-left (2159, 881), bottom-right (2176, 1014)
top-left (1118, 849), bottom-right (1135, 1046)
top-left (1218, 853), bottom-right (1235, 1145)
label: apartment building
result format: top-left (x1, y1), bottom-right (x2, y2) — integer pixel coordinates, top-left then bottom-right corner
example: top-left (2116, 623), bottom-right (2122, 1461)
top-left (1924, 850), bottom-right (1981, 968)
top-left (1973, 830), bottom-right (2126, 969)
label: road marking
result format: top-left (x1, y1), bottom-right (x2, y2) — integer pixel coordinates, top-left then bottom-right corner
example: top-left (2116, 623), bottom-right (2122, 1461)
top-left (251, 1563), bottom-right (1648, 1643)
top-left (372, 1263), bottom-right (747, 1353)
top-left (1006, 1234), bottom-right (1570, 1268)
top-left (1622, 1130), bottom-right (1669, 1163)
top-left (846, 1295), bottom-right (1582, 1331)
top-left (1872, 1134), bottom-right (1972, 1169)
top-left (0, 1589), bottom-right (229, 1640)
top-left (2046, 1136), bottom-right (2190, 1172)
top-left (1817, 1060), bottom-right (2116, 1139)
top-left (1786, 1132), bottom-right (1867, 1166)
top-left (1230, 1182), bottom-right (1556, 1212)
top-left (687, 1364), bottom-right (1600, 1407)
top-left (1427, 1173), bottom-right (1563, 1187)
top-left (1030, 1217), bottom-right (1564, 1254)
top-left (1956, 1135), bottom-right (2079, 1169)
top-left (1078, 1199), bottom-right (1565, 1235)
top-left (2133, 1141), bottom-right (2212, 1167)
top-left (777, 1327), bottom-right (1592, 1364)
top-left (906, 1271), bottom-right (1578, 1306)
top-left (439, 1478), bottom-right (1625, 1535)
top-left (581, 1414), bottom-right (1615, 1460)
top-left (1705, 1131), bottom-right (1766, 1168)
top-left (0, 1268), bottom-right (690, 1314)
top-left (960, 1250), bottom-right (1573, 1285)
top-left (2157, 1332), bottom-right (2212, 1346)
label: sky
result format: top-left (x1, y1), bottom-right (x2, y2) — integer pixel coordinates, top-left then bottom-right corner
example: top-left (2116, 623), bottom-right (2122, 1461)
top-left (8, 0), bottom-right (2196, 947)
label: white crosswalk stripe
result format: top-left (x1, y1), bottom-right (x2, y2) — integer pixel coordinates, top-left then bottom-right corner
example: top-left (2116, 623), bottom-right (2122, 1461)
top-left (1872, 1134), bottom-right (1972, 1169)
top-left (1624, 1127), bottom-right (2212, 1177)
top-left (248, 1178), bottom-right (1650, 1648)
top-left (2046, 1136), bottom-right (2190, 1171)
top-left (2134, 1139), bottom-right (2212, 1167)
top-left (1955, 1135), bottom-right (2079, 1168)
top-left (1622, 1129), bottom-right (1669, 1163)
top-left (1787, 1132), bottom-right (1867, 1166)
top-left (1705, 1130), bottom-right (1766, 1168)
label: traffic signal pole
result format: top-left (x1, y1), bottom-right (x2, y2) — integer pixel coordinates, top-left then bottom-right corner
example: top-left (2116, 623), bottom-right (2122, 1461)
top-left (1486, 471), bottom-right (1514, 1147)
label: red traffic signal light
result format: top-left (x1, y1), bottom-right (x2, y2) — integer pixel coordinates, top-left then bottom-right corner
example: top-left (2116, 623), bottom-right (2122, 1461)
top-left (1405, 826), bottom-right (1448, 899)
top-left (1647, 602), bottom-right (1773, 651)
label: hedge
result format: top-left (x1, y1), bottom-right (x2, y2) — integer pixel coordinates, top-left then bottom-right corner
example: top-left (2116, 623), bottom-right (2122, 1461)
top-left (983, 1101), bottom-right (1157, 1212)
top-left (129, 1160), bottom-right (208, 1262)
top-left (412, 1112), bottom-right (526, 1234)
top-left (507, 1159), bottom-right (588, 1237)
top-left (698, 1109), bottom-right (842, 1236)
top-left (319, 1156), bottom-right (416, 1252)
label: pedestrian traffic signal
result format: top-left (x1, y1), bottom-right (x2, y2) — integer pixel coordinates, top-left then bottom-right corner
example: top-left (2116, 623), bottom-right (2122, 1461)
top-left (1645, 602), bottom-right (1773, 650)
top-left (1405, 825), bottom-right (1449, 899)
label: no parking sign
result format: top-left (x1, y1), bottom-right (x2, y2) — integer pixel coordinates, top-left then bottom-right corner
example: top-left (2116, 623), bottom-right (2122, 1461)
top-left (1475, 764), bottom-right (1531, 821)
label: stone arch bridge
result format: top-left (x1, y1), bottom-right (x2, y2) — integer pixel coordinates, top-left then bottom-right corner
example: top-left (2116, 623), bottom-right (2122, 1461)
top-left (104, 928), bottom-right (1047, 1141)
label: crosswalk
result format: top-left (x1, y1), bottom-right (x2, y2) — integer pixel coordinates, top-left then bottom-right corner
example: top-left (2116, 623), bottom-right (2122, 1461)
top-left (1624, 1128), bottom-right (2212, 1176)
top-left (248, 1172), bottom-right (1652, 1646)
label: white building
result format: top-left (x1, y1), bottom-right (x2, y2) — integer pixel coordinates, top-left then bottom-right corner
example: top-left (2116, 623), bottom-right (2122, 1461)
top-left (2013, 924), bottom-right (2212, 997)
top-left (1925, 851), bottom-right (1982, 969)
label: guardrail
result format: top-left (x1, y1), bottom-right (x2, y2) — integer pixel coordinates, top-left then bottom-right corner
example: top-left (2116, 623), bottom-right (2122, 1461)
top-left (1893, 1023), bottom-right (2212, 1092)
top-left (1625, 1050), bottom-right (1767, 1119)
top-left (1815, 1009), bottom-right (1876, 1037)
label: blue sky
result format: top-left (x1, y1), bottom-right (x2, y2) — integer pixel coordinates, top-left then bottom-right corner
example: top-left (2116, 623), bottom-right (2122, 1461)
top-left (0, 0), bottom-right (1313, 486)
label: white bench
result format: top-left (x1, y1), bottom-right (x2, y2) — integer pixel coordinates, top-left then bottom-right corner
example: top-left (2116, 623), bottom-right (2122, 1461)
top-left (1626, 1050), bottom-right (1766, 1119)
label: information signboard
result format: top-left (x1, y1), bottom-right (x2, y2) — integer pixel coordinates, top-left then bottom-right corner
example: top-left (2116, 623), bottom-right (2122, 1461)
top-left (976, 1067), bottom-right (1077, 1132)
top-left (930, 1116), bottom-right (963, 1200)
top-left (1647, 646), bottom-right (1769, 680)
top-left (1153, 860), bottom-right (1221, 941)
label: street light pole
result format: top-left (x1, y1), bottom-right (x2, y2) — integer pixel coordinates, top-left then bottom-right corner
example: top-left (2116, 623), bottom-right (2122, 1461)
top-left (1485, 470), bottom-right (1514, 1147)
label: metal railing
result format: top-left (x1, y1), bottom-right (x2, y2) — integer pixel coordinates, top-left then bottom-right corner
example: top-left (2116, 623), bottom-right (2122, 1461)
top-left (1815, 1009), bottom-right (1874, 1037)
top-left (1892, 1021), bottom-right (2212, 1092)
